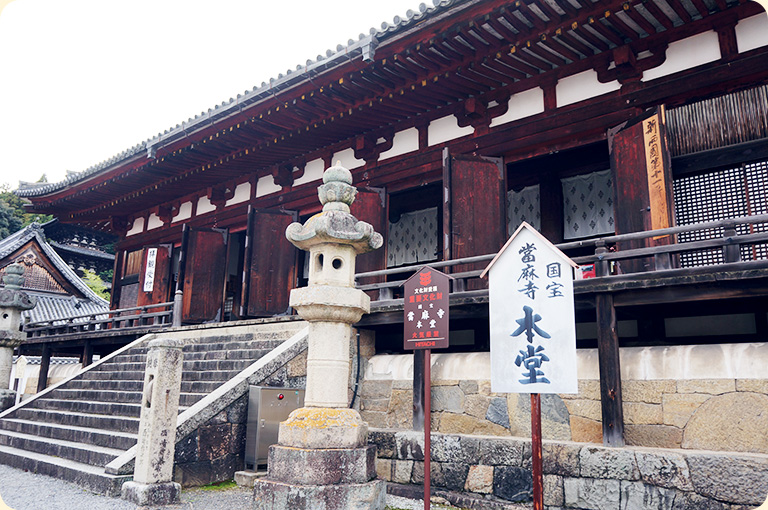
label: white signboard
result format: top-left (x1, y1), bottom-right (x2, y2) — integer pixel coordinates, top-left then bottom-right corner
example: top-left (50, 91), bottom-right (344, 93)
top-left (484, 223), bottom-right (578, 394)
top-left (143, 248), bottom-right (158, 292)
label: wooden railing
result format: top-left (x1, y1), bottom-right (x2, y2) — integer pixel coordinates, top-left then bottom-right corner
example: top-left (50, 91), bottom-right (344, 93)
top-left (355, 213), bottom-right (768, 301)
top-left (24, 301), bottom-right (177, 339)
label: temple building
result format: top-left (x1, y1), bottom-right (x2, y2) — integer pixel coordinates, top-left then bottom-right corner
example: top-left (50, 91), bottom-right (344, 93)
top-left (4, 0), bottom-right (768, 505)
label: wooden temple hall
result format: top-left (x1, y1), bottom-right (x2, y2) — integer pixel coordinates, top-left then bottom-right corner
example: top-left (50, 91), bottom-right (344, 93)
top-left (17, 0), bottom-right (768, 355)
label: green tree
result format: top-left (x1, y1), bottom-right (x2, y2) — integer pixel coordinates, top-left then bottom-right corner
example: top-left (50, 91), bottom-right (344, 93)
top-left (0, 199), bottom-right (23, 239)
top-left (0, 184), bottom-right (53, 231)
top-left (80, 269), bottom-right (110, 301)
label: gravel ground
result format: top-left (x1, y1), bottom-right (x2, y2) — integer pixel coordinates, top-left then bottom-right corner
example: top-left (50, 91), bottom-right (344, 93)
top-left (0, 464), bottom-right (466, 510)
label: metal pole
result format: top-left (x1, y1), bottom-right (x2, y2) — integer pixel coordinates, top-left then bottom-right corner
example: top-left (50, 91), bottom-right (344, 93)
top-left (424, 348), bottom-right (431, 510)
top-left (531, 393), bottom-right (543, 510)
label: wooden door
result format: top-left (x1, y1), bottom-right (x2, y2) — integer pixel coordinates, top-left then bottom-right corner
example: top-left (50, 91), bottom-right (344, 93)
top-left (137, 244), bottom-right (173, 307)
top-left (351, 188), bottom-right (387, 297)
top-left (609, 106), bottom-right (675, 274)
top-left (444, 151), bottom-right (506, 289)
top-left (181, 227), bottom-right (228, 322)
top-left (242, 208), bottom-right (298, 317)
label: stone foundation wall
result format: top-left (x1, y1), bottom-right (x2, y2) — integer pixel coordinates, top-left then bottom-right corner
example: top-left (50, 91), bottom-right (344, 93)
top-left (370, 429), bottom-right (768, 509)
top-left (361, 343), bottom-right (768, 454)
top-left (173, 350), bottom-right (308, 486)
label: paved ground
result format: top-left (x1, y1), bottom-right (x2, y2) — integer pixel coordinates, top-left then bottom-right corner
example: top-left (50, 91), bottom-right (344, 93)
top-left (0, 464), bottom-right (469, 510)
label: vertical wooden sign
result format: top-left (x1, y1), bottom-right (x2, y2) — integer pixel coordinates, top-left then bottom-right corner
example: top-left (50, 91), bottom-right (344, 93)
top-left (642, 113), bottom-right (670, 232)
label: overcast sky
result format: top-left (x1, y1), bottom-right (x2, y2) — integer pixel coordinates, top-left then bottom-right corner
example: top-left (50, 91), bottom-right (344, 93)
top-left (0, 0), bottom-right (423, 190)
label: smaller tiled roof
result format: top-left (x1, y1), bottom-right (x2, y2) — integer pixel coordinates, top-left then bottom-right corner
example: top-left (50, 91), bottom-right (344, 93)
top-left (13, 355), bottom-right (82, 366)
top-left (0, 224), bottom-right (109, 312)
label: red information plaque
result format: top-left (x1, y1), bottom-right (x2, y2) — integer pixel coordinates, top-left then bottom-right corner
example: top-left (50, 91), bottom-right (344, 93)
top-left (403, 266), bottom-right (450, 350)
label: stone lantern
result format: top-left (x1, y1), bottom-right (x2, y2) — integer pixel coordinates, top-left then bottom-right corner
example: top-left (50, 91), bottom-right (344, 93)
top-left (253, 162), bottom-right (385, 509)
top-left (0, 263), bottom-right (36, 411)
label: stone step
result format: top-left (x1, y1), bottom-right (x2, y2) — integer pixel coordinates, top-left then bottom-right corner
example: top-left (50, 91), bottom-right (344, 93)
top-left (0, 418), bottom-right (137, 450)
top-left (45, 388), bottom-right (206, 407)
top-left (29, 398), bottom-right (143, 418)
top-left (79, 369), bottom-right (145, 381)
top-left (14, 408), bottom-right (140, 434)
top-left (0, 429), bottom-right (124, 468)
top-left (64, 378), bottom-right (227, 395)
top-left (0, 444), bottom-right (131, 497)
top-left (101, 358), bottom-right (254, 372)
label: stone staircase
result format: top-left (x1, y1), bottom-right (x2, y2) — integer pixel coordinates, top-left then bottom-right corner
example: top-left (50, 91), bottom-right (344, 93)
top-left (0, 319), bottom-right (307, 496)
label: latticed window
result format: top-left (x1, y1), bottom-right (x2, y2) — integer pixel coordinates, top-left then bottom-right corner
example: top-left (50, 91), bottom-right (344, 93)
top-left (673, 159), bottom-right (768, 267)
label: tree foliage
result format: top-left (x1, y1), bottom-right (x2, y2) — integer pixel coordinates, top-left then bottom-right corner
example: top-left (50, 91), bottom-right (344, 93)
top-left (80, 269), bottom-right (111, 301)
top-left (0, 180), bottom-right (54, 239)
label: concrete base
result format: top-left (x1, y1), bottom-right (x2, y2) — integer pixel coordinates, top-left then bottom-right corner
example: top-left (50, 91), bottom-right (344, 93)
top-left (0, 389), bottom-right (16, 412)
top-left (253, 478), bottom-right (386, 510)
top-left (235, 469), bottom-right (266, 488)
top-left (121, 480), bottom-right (181, 506)
top-left (268, 444), bottom-right (376, 485)
top-left (278, 407), bottom-right (367, 448)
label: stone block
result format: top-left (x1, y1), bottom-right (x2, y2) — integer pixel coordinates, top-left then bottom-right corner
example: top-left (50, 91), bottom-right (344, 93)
top-left (267, 444), bottom-right (376, 485)
top-left (486, 397), bottom-right (510, 428)
top-left (634, 450), bottom-right (693, 490)
top-left (677, 379), bottom-right (735, 395)
top-left (253, 478), bottom-right (387, 510)
top-left (432, 379), bottom-right (461, 387)
top-left (465, 465), bottom-right (494, 494)
top-left (199, 424), bottom-right (232, 461)
top-left (682, 392), bottom-right (768, 453)
top-left (393, 460), bottom-right (413, 484)
top-left (662, 393), bottom-right (710, 428)
top-left (459, 380), bottom-right (479, 395)
top-left (687, 452), bottom-right (768, 505)
top-left (736, 379), bottom-right (768, 393)
top-left (230, 423), bottom-right (247, 454)
top-left (541, 442), bottom-right (580, 477)
top-left (361, 398), bottom-right (389, 412)
top-left (361, 380), bottom-right (392, 399)
top-left (580, 446), bottom-right (639, 480)
top-left (286, 350), bottom-right (308, 377)
top-left (437, 412), bottom-right (510, 436)
top-left (464, 394), bottom-right (491, 419)
top-left (431, 385), bottom-right (465, 413)
top-left (431, 433), bottom-right (480, 464)
top-left (279, 408), bottom-right (368, 449)
top-left (509, 393), bottom-right (571, 440)
top-left (360, 411), bottom-right (388, 428)
top-left (368, 429), bottom-right (395, 458)
top-left (623, 402), bottom-right (662, 425)
top-left (387, 390), bottom-right (413, 429)
top-left (392, 379), bottom-right (413, 390)
top-left (625, 425), bottom-right (683, 449)
top-left (477, 437), bottom-right (524, 466)
top-left (623, 380), bottom-right (676, 404)
top-left (620, 481), bottom-right (677, 510)
top-left (234, 470), bottom-right (265, 488)
top-left (492, 466), bottom-right (532, 502)
top-left (432, 462), bottom-right (470, 491)
top-left (543, 474), bottom-right (564, 506)
top-left (671, 491), bottom-right (730, 510)
top-left (563, 398), bottom-right (602, 421)
top-left (374, 458), bottom-right (392, 482)
top-left (174, 432), bottom-right (199, 464)
top-left (226, 396), bottom-right (249, 424)
top-left (569, 416), bottom-right (603, 444)
top-left (395, 430), bottom-right (424, 461)
top-left (563, 478), bottom-right (620, 510)
top-left (0, 390), bottom-right (15, 412)
top-left (122, 480), bottom-right (180, 506)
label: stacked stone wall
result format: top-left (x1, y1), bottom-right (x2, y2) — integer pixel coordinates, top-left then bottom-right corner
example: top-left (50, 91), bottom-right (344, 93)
top-left (173, 354), bottom-right (307, 486)
top-left (370, 429), bottom-right (768, 509)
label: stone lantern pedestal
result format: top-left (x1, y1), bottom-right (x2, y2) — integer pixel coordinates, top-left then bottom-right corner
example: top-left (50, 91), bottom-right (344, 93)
top-left (0, 263), bottom-right (36, 411)
top-left (253, 163), bottom-right (385, 510)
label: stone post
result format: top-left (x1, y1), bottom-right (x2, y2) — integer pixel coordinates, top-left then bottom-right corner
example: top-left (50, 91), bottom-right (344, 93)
top-left (122, 338), bottom-right (184, 506)
top-left (253, 162), bottom-right (385, 510)
top-left (0, 263), bottom-right (36, 411)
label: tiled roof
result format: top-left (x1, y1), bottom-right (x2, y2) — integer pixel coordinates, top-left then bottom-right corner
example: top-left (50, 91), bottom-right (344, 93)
top-left (16, 0), bottom-right (460, 198)
top-left (22, 293), bottom-right (108, 324)
top-left (0, 223), bottom-right (110, 308)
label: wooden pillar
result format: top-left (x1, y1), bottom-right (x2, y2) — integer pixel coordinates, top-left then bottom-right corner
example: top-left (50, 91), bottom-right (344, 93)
top-left (539, 174), bottom-right (564, 243)
top-left (81, 341), bottom-right (93, 368)
top-left (37, 343), bottom-right (51, 393)
top-left (596, 292), bottom-right (624, 447)
top-left (413, 350), bottom-right (425, 431)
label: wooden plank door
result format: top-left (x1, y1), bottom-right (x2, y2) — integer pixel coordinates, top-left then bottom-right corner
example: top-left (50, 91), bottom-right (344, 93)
top-left (351, 187), bottom-right (387, 298)
top-left (181, 227), bottom-right (228, 322)
top-left (609, 106), bottom-right (675, 274)
top-left (242, 208), bottom-right (298, 317)
top-left (137, 244), bottom-right (173, 307)
top-left (444, 150), bottom-right (506, 290)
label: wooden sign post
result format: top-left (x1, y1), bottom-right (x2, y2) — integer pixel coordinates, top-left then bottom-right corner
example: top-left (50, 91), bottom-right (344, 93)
top-left (482, 223), bottom-right (578, 510)
top-left (404, 266), bottom-right (450, 510)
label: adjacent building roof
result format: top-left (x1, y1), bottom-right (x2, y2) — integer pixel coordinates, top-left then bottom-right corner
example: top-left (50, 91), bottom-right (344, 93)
top-left (0, 224), bottom-right (109, 323)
